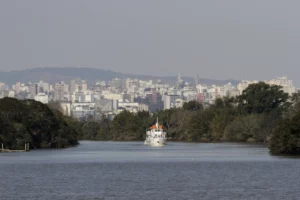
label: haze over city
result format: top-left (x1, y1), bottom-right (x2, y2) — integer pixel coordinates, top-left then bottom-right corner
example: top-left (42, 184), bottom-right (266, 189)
top-left (0, 0), bottom-right (297, 84)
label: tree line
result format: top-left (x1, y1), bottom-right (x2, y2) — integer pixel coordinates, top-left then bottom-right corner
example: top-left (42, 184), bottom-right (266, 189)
top-left (71, 82), bottom-right (300, 155)
top-left (2, 81), bottom-right (300, 155)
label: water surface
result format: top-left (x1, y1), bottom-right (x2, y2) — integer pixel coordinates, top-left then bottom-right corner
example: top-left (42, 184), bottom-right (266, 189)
top-left (0, 141), bottom-right (299, 200)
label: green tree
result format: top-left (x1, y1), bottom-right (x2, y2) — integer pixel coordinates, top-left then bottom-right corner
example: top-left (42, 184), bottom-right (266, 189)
top-left (0, 98), bottom-right (79, 150)
top-left (237, 82), bottom-right (289, 114)
top-left (210, 108), bottom-right (235, 140)
top-left (186, 109), bottom-right (215, 141)
top-left (183, 100), bottom-right (203, 111)
top-left (111, 110), bottom-right (141, 140)
top-left (224, 114), bottom-right (266, 142)
top-left (270, 110), bottom-right (300, 155)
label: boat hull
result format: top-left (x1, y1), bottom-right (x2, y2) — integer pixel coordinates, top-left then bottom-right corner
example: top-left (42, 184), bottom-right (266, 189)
top-left (144, 138), bottom-right (166, 147)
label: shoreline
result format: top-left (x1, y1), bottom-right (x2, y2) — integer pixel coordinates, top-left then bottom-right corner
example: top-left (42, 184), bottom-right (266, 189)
top-left (78, 139), bottom-right (269, 147)
top-left (79, 138), bottom-right (268, 144)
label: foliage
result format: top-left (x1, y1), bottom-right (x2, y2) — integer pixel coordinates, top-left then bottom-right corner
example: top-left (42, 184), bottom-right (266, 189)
top-left (210, 108), bottom-right (236, 140)
top-left (183, 100), bottom-right (203, 111)
top-left (224, 114), bottom-right (265, 142)
top-left (0, 98), bottom-right (79, 150)
top-left (270, 110), bottom-right (300, 155)
top-left (74, 82), bottom-right (290, 146)
top-left (110, 110), bottom-right (144, 140)
top-left (28, 82), bottom-right (298, 156)
top-left (186, 108), bottom-right (215, 141)
top-left (237, 82), bottom-right (289, 114)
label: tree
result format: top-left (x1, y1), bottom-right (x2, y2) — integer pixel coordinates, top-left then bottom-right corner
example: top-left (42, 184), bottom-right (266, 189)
top-left (183, 100), bottom-right (203, 111)
top-left (285, 91), bottom-right (300, 119)
top-left (111, 110), bottom-right (141, 140)
top-left (224, 114), bottom-right (265, 142)
top-left (0, 98), bottom-right (79, 149)
top-left (270, 110), bottom-right (300, 155)
top-left (210, 108), bottom-right (235, 140)
top-left (186, 109), bottom-right (215, 141)
top-left (237, 82), bottom-right (289, 114)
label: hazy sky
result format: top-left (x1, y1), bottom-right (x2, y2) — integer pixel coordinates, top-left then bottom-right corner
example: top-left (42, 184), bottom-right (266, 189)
top-left (0, 1), bottom-right (297, 84)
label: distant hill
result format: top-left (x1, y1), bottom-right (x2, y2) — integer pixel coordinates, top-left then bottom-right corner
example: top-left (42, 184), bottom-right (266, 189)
top-left (0, 67), bottom-right (239, 86)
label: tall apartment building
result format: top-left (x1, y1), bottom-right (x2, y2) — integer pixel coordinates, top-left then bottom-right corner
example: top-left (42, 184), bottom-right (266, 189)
top-left (12, 82), bottom-right (21, 94)
top-left (71, 79), bottom-right (88, 93)
top-left (266, 77), bottom-right (296, 95)
top-left (163, 94), bottom-right (181, 110)
top-left (109, 78), bottom-right (124, 90)
top-left (54, 82), bottom-right (67, 101)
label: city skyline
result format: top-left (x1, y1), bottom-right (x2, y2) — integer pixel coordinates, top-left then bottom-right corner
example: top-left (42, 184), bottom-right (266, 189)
top-left (1, 75), bottom-right (296, 117)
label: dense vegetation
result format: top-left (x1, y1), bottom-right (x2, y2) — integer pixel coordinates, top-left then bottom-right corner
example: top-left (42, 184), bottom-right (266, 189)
top-left (2, 82), bottom-right (300, 155)
top-left (72, 82), bottom-right (300, 155)
top-left (0, 98), bottom-right (79, 150)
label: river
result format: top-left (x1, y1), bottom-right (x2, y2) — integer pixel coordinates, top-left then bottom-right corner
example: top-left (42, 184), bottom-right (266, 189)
top-left (1, 141), bottom-right (300, 200)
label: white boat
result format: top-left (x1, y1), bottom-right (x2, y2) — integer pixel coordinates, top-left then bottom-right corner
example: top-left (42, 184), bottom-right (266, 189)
top-left (144, 118), bottom-right (167, 147)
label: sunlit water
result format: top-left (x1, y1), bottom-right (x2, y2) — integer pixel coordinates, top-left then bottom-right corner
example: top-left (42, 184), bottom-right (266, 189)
top-left (1, 141), bottom-right (300, 200)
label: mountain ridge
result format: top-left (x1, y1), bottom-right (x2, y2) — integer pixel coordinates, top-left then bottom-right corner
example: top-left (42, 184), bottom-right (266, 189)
top-left (0, 67), bottom-right (239, 86)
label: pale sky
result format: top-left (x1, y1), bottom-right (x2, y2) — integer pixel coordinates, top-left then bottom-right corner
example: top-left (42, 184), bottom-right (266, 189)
top-left (0, 1), bottom-right (297, 85)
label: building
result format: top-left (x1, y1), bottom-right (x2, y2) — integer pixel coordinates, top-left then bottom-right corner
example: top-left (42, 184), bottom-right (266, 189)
top-left (60, 102), bottom-right (71, 116)
top-left (182, 86), bottom-right (197, 101)
top-left (54, 82), bottom-right (67, 101)
top-left (34, 93), bottom-right (49, 104)
top-left (109, 78), bottom-right (124, 90)
top-left (102, 93), bottom-right (123, 101)
top-left (71, 79), bottom-right (88, 93)
top-left (95, 99), bottom-right (114, 113)
top-left (0, 82), bottom-right (8, 91)
top-left (8, 90), bottom-right (15, 98)
top-left (70, 102), bottom-right (95, 120)
top-left (238, 77), bottom-right (296, 96)
top-left (266, 77), bottom-right (296, 96)
top-left (0, 90), bottom-right (9, 99)
top-left (163, 95), bottom-right (181, 110)
top-left (176, 74), bottom-right (184, 89)
top-left (237, 80), bottom-right (259, 93)
top-left (12, 82), bottom-right (21, 94)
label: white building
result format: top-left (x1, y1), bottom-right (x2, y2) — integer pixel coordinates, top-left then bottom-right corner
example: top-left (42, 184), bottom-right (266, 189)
top-left (237, 77), bottom-right (296, 96)
top-left (237, 80), bottom-right (259, 94)
top-left (266, 77), bottom-right (296, 96)
top-left (60, 102), bottom-right (71, 116)
top-left (163, 95), bottom-right (181, 110)
top-left (102, 93), bottom-right (123, 101)
top-left (34, 93), bottom-right (49, 104)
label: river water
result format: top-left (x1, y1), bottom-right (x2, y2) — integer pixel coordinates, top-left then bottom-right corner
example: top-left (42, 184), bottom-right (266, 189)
top-left (1, 141), bottom-right (300, 200)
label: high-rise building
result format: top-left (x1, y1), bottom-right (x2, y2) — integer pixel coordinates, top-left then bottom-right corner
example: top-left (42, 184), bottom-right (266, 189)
top-left (163, 94), bottom-right (181, 110)
top-left (71, 79), bottom-right (88, 93)
top-left (54, 82), bottom-right (66, 101)
top-left (177, 74), bottom-right (184, 89)
top-left (12, 82), bottom-right (21, 94)
top-left (109, 78), bottom-right (124, 90)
